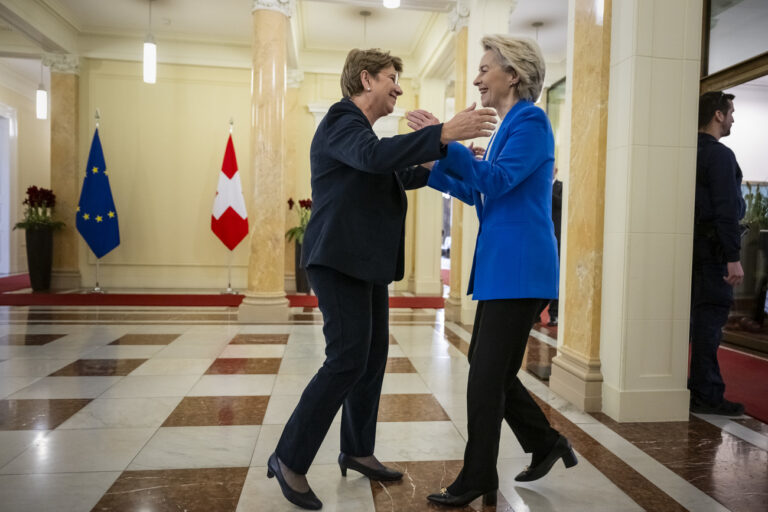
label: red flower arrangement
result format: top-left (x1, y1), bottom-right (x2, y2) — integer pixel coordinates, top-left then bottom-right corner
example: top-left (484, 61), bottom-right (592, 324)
top-left (14, 186), bottom-right (65, 231)
top-left (285, 197), bottom-right (312, 244)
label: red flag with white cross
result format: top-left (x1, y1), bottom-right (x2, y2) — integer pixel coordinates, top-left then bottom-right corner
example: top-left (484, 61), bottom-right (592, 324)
top-left (211, 135), bottom-right (249, 250)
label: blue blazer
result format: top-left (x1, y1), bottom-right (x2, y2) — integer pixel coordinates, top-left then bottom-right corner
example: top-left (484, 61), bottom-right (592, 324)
top-left (428, 100), bottom-right (558, 300)
top-left (302, 98), bottom-right (446, 284)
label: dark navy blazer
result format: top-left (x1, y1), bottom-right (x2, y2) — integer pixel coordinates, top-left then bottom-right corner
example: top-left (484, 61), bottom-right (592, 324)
top-left (428, 100), bottom-right (558, 300)
top-left (301, 98), bottom-right (446, 284)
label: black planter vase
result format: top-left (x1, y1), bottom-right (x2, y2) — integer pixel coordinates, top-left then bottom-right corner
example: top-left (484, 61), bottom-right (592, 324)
top-left (295, 242), bottom-right (310, 294)
top-left (25, 227), bottom-right (54, 291)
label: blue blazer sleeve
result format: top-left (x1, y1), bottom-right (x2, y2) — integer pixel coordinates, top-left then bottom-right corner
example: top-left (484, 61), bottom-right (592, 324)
top-left (440, 108), bottom-right (551, 198)
top-left (325, 113), bottom-right (444, 173)
top-left (428, 157), bottom-right (476, 205)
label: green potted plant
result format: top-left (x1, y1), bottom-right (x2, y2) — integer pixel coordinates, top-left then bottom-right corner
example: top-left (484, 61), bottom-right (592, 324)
top-left (286, 197), bottom-right (312, 293)
top-left (14, 186), bottom-right (65, 291)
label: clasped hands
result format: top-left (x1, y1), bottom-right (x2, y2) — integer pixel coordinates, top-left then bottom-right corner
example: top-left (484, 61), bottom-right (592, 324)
top-left (406, 102), bottom-right (494, 163)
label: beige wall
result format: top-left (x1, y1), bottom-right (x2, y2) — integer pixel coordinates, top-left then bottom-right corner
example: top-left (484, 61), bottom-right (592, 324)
top-left (76, 59), bottom-right (425, 291)
top-left (0, 82), bottom-right (51, 274)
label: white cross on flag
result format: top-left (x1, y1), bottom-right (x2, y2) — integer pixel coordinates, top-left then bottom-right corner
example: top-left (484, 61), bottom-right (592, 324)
top-left (211, 135), bottom-right (249, 250)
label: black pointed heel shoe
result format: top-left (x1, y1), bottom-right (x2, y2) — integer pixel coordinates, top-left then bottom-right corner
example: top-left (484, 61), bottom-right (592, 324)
top-left (338, 453), bottom-right (403, 481)
top-left (267, 453), bottom-right (322, 510)
top-left (515, 435), bottom-right (578, 482)
top-left (427, 487), bottom-right (497, 507)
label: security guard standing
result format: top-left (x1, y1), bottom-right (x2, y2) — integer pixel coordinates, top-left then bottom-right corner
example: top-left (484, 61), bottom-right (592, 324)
top-left (690, 91), bottom-right (745, 416)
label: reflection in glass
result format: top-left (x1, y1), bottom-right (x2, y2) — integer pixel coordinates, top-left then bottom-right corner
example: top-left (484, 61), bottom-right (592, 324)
top-left (708, 0), bottom-right (768, 74)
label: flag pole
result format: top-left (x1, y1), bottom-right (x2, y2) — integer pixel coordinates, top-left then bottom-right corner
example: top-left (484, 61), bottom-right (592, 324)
top-left (221, 117), bottom-right (237, 295)
top-left (90, 109), bottom-right (106, 294)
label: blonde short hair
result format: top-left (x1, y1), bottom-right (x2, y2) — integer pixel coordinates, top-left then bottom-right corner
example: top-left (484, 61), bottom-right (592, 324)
top-left (481, 35), bottom-right (545, 102)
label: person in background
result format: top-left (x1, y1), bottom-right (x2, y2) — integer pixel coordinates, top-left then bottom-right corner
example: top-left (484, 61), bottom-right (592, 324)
top-left (407, 35), bottom-right (577, 508)
top-left (537, 166), bottom-right (562, 326)
top-left (267, 47), bottom-right (496, 510)
top-left (689, 91), bottom-right (746, 416)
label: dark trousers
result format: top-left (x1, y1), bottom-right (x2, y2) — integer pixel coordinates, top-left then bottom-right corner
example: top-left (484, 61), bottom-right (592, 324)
top-left (689, 258), bottom-right (733, 405)
top-left (275, 265), bottom-right (390, 474)
top-left (449, 299), bottom-right (560, 493)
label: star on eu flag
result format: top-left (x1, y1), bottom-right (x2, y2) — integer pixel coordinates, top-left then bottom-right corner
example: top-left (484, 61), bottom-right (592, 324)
top-left (83, 213), bottom-right (90, 220)
top-left (92, 167), bottom-right (99, 174)
top-left (96, 215), bottom-right (103, 223)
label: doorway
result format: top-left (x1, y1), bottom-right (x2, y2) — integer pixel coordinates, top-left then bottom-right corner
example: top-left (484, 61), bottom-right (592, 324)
top-left (0, 111), bottom-right (12, 275)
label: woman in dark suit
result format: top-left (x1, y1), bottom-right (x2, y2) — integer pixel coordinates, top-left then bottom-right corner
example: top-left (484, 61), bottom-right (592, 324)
top-left (267, 48), bottom-right (496, 510)
top-left (408, 35), bottom-right (578, 507)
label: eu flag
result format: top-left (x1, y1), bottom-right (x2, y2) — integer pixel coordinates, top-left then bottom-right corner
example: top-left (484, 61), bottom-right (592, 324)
top-left (76, 129), bottom-right (120, 258)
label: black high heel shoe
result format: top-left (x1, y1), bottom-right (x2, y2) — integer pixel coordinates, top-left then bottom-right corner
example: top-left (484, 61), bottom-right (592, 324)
top-left (427, 487), bottom-right (497, 507)
top-left (338, 453), bottom-right (403, 481)
top-left (515, 435), bottom-right (578, 482)
top-left (266, 453), bottom-right (322, 510)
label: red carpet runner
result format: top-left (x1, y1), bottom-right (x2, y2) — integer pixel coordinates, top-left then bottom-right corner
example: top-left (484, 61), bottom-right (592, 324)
top-left (0, 290), bottom-right (444, 309)
top-left (719, 346), bottom-right (768, 423)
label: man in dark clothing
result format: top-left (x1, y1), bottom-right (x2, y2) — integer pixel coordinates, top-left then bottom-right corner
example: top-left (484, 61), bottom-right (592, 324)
top-left (538, 168), bottom-right (562, 326)
top-left (690, 91), bottom-right (746, 416)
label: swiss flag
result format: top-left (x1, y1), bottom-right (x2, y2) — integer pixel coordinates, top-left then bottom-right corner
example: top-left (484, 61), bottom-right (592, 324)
top-left (211, 135), bottom-right (249, 250)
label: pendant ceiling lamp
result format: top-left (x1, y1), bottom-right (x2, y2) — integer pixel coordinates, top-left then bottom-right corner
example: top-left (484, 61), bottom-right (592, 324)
top-left (143, 0), bottom-right (156, 84)
top-left (36, 60), bottom-right (47, 120)
top-left (383, 0), bottom-right (400, 9)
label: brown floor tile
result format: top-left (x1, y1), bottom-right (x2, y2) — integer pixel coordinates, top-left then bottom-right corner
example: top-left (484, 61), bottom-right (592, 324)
top-left (443, 327), bottom-right (470, 356)
top-left (49, 359), bottom-right (148, 376)
top-left (205, 358), bottom-right (281, 374)
top-left (389, 334), bottom-right (398, 345)
top-left (90, 467), bottom-right (248, 512)
top-left (229, 334), bottom-right (289, 344)
top-left (371, 460), bottom-right (513, 511)
top-left (378, 394), bottom-right (450, 422)
top-left (109, 334), bottom-right (180, 345)
top-left (591, 412), bottom-right (768, 512)
top-left (385, 357), bottom-right (417, 373)
top-left (0, 334), bottom-right (65, 346)
top-left (0, 398), bottom-right (92, 430)
top-left (162, 396), bottom-right (269, 426)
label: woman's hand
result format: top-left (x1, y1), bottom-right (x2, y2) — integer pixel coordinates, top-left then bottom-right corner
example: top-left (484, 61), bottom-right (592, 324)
top-left (406, 109), bottom-right (441, 131)
top-left (467, 142), bottom-right (485, 160)
top-left (440, 103), bottom-right (497, 144)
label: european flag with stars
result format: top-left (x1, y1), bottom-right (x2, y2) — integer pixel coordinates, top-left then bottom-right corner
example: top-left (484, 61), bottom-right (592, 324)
top-left (76, 129), bottom-right (120, 258)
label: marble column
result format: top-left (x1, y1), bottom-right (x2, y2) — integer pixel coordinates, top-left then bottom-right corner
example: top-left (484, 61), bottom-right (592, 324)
top-left (238, 0), bottom-right (292, 322)
top-left (413, 79), bottom-right (446, 296)
top-left (597, 0), bottom-right (702, 421)
top-left (549, 0), bottom-right (612, 412)
top-left (445, 19), bottom-right (468, 323)
top-left (44, 54), bottom-right (81, 290)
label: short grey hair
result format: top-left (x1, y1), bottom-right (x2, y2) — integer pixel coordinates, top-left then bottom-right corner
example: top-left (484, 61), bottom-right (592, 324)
top-left (481, 35), bottom-right (545, 102)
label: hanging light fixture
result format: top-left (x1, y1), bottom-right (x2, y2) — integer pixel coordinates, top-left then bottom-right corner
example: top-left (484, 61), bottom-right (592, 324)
top-left (143, 0), bottom-right (156, 84)
top-left (383, 0), bottom-right (400, 9)
top-left (36, 60), bottom-right (47, 120)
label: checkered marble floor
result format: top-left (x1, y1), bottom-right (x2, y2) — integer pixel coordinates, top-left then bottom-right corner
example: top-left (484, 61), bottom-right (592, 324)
top-left (0, 306), bottom-right (766, 511)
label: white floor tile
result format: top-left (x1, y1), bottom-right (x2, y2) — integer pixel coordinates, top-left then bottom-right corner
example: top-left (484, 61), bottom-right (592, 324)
top-left (0, 428), bottom-right (156, 474)
top-left (7, 377), bottom-right (122, 399)
top-left (99, 375), bottom-right (200, 398)
top-left (219, 344), bottom-right (286, 358)
top-left (0, 472), bottom-right (121, 512)
top-left (0, 431), bottom-right (49, 468)
top-left (237, 464), bottom-right (375, 512)
top-left (57, 396), bottom-right (182, 429)
top-left (0, 359), bottom-right (74, 378)
top-left (128, 425), bottom-right (260, 470)
top-left (129, 357), bottom-right (214, 376)
top-left (187, 374), bottom-right (276, 396)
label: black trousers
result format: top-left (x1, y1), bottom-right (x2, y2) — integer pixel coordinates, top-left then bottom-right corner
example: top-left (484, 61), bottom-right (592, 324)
top-left (689, 257), bottom-right (732, 405)
top-left (275, 265), bottom-right (390, 474)
top-left (449, 299), bottom-right (560, 493)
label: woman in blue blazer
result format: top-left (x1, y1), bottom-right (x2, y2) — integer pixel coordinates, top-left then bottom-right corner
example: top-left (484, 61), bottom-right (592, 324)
top-left (409, 35), bottom-right (578, 507)
top-left (267, 48), bottom-right (496, 510)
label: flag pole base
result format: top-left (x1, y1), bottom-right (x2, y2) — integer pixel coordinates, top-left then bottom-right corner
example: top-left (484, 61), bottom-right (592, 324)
top-left (221, 287), bottom-right (238, 295)
top-left (89, 285), bottom-right (107, 294)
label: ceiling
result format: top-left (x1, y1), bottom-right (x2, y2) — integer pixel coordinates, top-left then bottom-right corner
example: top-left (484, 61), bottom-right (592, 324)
top-left (0, 0), bottom-right (569, 88)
